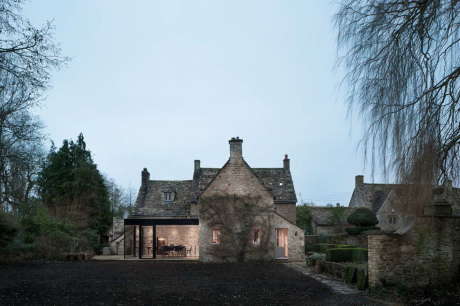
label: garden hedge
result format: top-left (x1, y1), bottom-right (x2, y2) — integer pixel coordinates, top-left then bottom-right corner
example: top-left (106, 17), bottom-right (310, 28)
top-left (344, 265), bottom-right (357, 284)
top-left (345, 226), bottom-right (379, 235)
top-left (356, 268), bottom-right (368, 290)
top-left (326, 248), bottom-right (368, 263)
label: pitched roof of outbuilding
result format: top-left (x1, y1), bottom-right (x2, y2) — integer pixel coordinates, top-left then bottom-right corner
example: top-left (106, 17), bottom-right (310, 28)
top-left (349, 180), bottom-right (460, 215)
top-left (309, 206), bottom-right (355, 226)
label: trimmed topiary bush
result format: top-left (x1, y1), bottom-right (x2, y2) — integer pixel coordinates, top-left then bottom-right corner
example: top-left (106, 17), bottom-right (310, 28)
top-left (326, 248), bottom-right (353, 262)
top-left (335, 244), bottom-right (354, 249)
top-left (347, 208), bottom-right (378, 227)
top-left (351, 248), bottom-right (368, 263)
top-left (318, 243), bottom-right (337, 253)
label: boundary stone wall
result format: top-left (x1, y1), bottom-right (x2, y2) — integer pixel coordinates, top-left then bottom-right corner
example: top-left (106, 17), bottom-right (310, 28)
top-left (368, 216), bottom-right (460, 287)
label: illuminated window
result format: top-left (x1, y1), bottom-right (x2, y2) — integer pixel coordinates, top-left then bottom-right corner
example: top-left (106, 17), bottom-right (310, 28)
top-left (253, 229), bottom-right (261, 245)
top-left (211, 229), bottom-right (221, 244)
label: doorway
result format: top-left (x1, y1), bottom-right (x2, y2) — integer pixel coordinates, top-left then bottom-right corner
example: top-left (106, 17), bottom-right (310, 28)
top-left (275, 228), bottom-right (288, 258)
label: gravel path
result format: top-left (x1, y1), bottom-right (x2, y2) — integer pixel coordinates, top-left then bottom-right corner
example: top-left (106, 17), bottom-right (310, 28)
top-left (0, 261), bottom-right (384, 306)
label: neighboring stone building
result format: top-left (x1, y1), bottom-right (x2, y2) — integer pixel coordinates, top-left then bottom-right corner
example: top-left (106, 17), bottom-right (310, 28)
top-left (349, 175), bottom-right (460, 233)
top-left (123, 138), bottom-right (304, 262)
top-left (349, 175), bottom-right (460, 287)
top-left (308, 205), bottom-right (355, 235)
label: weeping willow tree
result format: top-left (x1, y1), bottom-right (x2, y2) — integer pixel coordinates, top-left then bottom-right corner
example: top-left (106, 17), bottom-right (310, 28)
top-left (335, 0), bottom-right (460, 185)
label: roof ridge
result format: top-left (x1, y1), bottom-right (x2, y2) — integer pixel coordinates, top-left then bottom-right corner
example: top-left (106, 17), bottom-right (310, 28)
top-left (149, 180), bottom-right (192, 183)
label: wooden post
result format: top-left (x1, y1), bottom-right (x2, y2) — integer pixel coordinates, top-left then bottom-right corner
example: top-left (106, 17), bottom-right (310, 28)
top-left (153, 225), bottom-right (157, 259)
top-left (139, 225), bottom-right (143, 259)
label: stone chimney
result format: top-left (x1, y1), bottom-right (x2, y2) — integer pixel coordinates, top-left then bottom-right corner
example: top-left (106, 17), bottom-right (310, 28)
top-left (194, 160), bottom-right (200, 172)
top-left (283, 154), bottom-right (290, 171)
top-left (229, 137), bottom-right (243, 161)
top-left (355, 175), bottom-right (364, 187)
top-left (141, 168), bottom-right (150, 186)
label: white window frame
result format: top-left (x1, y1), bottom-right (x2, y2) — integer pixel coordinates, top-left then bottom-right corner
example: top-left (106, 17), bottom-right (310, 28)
top-left (211, 229), bottom-right (221, 244)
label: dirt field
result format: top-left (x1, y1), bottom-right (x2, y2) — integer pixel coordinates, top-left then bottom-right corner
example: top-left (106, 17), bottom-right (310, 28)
top-left (0, 261), bottom-right (382, 305)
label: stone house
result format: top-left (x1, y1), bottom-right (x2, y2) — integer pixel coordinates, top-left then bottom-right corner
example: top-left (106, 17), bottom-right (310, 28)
top-left (308, 206), bottom-right (355, 235)
top-left (122, 138), bottom-right (304, 262)
top-left (349, 175), bottom-right (460, 233)
top-left (349, 175), bottom-right (460, 287)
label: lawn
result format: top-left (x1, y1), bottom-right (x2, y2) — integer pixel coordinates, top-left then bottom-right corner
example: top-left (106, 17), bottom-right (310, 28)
top-left (0, 261), bottom-right (381, 305)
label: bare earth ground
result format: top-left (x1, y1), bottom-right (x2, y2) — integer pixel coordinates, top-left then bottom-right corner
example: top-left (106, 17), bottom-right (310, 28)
top-left (0, 261), bottom-right (383, 306)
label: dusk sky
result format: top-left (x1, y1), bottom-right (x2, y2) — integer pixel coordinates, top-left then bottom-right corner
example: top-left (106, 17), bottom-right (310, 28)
top-left (25, 1), bottom-right (384, 205)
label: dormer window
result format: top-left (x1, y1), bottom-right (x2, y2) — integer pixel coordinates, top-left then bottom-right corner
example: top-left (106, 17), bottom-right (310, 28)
top-left (163, 192), bottom-right (175, 202)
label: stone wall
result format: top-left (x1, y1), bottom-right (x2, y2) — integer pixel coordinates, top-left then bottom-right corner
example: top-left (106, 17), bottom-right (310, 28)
top-left (271, 213), bottom-right (304, 261)
top-left (368, 216), bottom-right (460, 287)
top-left (275, 203), bottom-right (296, 224)
top-left (305, 233), bottom-right (368, 249)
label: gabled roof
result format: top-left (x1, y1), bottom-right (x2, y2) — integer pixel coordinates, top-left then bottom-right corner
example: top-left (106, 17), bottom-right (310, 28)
top-left (349, 180), bottom-right (460, 215)
top-left (134, 180), bottom-right (193, 217)
top-left (349, 183), bottom-right (404, 213)
top-left (190, 163), bottom-right (297, 204)
top-left (309, 206), bottom-right (355, 226)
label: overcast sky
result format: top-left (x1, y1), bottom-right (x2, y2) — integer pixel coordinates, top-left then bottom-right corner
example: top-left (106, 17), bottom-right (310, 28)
top-left (25, 1), bottom-right (383, 206)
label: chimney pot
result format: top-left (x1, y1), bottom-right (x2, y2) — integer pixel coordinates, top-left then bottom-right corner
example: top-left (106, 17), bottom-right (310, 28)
top-left (194, 160), bottom-right (201, 172)
top-left (355, 175), bottom-right (364, 187)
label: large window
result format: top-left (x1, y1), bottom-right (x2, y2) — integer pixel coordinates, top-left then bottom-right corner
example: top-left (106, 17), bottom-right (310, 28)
top-left (211, 229), bottom-right (221, 244)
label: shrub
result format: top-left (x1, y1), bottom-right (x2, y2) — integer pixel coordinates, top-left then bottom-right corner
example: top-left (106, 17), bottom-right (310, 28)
top-left (0, 212), bottom-right (19, 248)
top-left (356, 268), bottom-right (369, 290)
top-left (318, 243), bottom-right (338, 252)
top-left (306, 252), bottom-right (326, 266)
top-left (352, 248), bottom-right (368, 263)
top-left (305, 243), bottom-right (320, 253)
top-left (344, 265), bottom-right (357, 284)
top-left (327, 248), bottom-right (353, 262)
top-left (347, 208), bottom-right (378, 227)
top-left (345, 227), bottom-right (363, 235)
top-left (346, 226), bottom-right (379, 235)
top-left (335, 244), bottom-right (354, 249)
top-left (326, 248), bottom-right (368, 263)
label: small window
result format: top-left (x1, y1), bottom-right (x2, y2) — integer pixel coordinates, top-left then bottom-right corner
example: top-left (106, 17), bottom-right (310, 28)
top-left (253, 229), bottom-right (261, 245)
top-left (211, 229), bottom-right (221, 244)
top-left (388, 215), bottom-right (397, 225)
top-left (163, 192), bottom-right (174, 202)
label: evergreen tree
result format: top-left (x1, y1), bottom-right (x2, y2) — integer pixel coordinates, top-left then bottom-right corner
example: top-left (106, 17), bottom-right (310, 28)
top-left (38, 133), bottom-right (111, 248)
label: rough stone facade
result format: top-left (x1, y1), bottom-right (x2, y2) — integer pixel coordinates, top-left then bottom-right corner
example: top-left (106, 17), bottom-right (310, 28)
top-left (349, 175), bottom-right (460, 227)
top-left (271, 213), bottom-right (305, 261)
top-left (275, 203), bottom-right (296, 224)
top-left (199, 141), bottom-right (304, 261)
top-left (126, 137), bottom-right (302, 262)
top-left (368, 216), bottom-right (460, 287)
